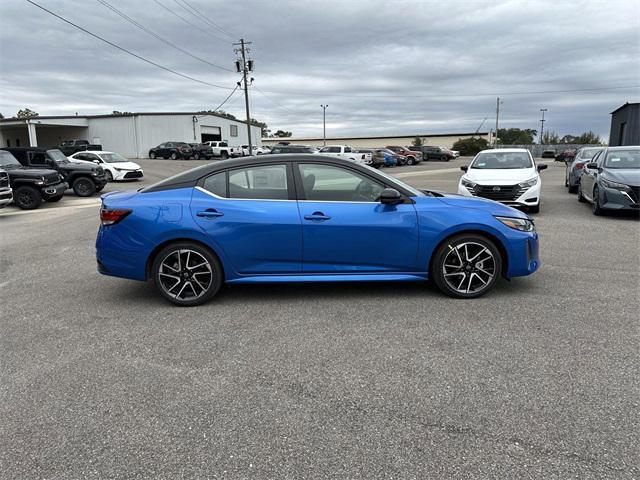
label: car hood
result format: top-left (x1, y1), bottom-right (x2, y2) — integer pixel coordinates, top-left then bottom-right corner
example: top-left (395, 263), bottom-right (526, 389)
top-left (602, 168), bottom-right (640, 186)
top-left (417, 192), bottom-right (530, 219)
top-left (2, 165), bottom-right (58, 177)
top-left (58, 162), bottom-right (95, 172)
top-left (109, 161), bottom-right (141, 169)
top-left (463, 167), bottom-right (537, 184)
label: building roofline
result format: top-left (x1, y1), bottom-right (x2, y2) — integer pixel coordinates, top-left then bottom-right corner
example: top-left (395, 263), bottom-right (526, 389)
top-left (262, 132), bottom-right (490, 141)
top-left (0, 111), bottom-right (258, 126)
top-left (610, 102), bottom-right (639, 115)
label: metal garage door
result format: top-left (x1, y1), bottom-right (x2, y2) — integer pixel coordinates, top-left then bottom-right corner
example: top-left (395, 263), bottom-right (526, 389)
top-left (200, 126), bottom-right (221, 142)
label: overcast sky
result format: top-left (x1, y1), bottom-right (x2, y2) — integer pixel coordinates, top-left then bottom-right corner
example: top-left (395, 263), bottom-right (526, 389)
top-left (1, 0), bottom-right (638, 139)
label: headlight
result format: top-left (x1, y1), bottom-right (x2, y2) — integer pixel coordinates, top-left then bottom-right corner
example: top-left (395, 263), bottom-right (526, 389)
top-left (495, 216), bottom-right (535, 232)
top-left (601, 178), bottom-right (628, 190)
top-left (461, 177), bottom-right (476, 188)
top-left (518, 177), bottom-right (538, 188)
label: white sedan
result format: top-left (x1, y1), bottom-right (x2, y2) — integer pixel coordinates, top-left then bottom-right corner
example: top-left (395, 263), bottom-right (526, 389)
top-left (69, 151), bottom-right (143, 181)
top-left (457, 148), bottom-right (547, 213)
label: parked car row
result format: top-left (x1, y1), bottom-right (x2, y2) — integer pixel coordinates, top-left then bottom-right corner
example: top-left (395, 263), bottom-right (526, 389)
top-left (0, 147), bottom-right (142, 210)
top-left (567, 146), bottom-right (639, 216)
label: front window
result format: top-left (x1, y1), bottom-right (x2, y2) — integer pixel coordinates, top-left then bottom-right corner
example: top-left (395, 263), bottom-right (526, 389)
top-left (471, 151), bottom-right (532, 169)
top-left (47, 149), bottom-right (69, 163)
top-left (228, 164), bottom-right (288, 200)
top-left (298, 163), bottom-right (384, 202)
top-left (0, 150), bottom-right (21, 167)
top-left (604, 150), bottom-right (640, 169)
top-left (100, 153), bottom-right (128, 163)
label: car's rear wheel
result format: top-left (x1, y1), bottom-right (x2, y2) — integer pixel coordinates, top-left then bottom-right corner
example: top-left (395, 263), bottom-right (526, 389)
top-left (14, 186), bottom-right (42, 210)
top-left (152, 242), bottom-right (223, 306)
top-left (407, 157), bottom-right (415, 165)
top-left (72, 177), bottom-right (96, 197)
top-left (149, 152), bottom-right (156, 159)
top-left (431, 234), bottom-right (502, 298)
top-left (220, 152), bottom-right (229, 159)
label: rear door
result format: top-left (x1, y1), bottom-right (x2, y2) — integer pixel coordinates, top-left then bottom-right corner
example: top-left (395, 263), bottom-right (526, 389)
top-left (295, 162), bottom-right (420, 273)
top-left (192, 162), bottom-right (302, 275)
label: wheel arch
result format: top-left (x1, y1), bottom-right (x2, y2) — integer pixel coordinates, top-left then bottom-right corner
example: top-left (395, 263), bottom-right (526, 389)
top-left (145, 237), bottom-right (225, 281)
top-left (428, 229), bottom-right (509, 278)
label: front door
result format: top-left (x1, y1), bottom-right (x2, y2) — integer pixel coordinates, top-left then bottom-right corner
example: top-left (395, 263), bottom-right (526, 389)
top-left (191, 163), bottom-right (302, 275)
top-left (296, 162), bottom-right (420, 273)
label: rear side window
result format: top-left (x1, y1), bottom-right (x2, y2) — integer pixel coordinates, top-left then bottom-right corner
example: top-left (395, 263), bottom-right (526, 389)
top-left (202, 172), bottom-right (227, 197)
top-left (228, 165), bottom-right (288, 200)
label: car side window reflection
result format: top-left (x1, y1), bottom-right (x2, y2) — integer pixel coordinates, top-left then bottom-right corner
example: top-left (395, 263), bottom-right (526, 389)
top-left (298, 163), bottom-right (384, 202)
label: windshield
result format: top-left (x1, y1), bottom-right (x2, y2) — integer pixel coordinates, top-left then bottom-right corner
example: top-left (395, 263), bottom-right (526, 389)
top-left (0, 150), bottom-right (21, 167)
top-left (577, 148), bottom-right (601, 160)
top-left (471, 151), bottom-right (532, 169)
top-left (47, 149), bottom-right (69, 163)
top-left (101, 153), bottom-right (129, 163)
top-left (604, 150), bottom-right (640, 169)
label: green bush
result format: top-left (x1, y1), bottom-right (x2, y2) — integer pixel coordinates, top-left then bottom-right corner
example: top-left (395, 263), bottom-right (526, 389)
top-left (452, 137), bottom-right (489, 156)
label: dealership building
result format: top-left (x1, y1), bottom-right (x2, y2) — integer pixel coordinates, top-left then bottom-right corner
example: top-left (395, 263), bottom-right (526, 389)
top-left (0, 112), bottom-right (262, 159)
top-left (262, 132), bottom-right (492, 149)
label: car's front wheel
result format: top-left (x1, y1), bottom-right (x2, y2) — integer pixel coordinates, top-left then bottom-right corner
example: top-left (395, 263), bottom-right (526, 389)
top-left (193, 152), bottom-right (200, 160)
top-left (14, 186), bottom-right (42, 210)
top-left (105, 170), bottom-right (113, 182)
top-left (431, 234), bottom-right (502, 298)
top-left (149, 151), bottom-right (156, 159)
top-left (170, 152), bottom-right (178, 160)
top-left (592, 186), bottom-right (603, 215)
top-left (152, 242), bottom-right (223, 306)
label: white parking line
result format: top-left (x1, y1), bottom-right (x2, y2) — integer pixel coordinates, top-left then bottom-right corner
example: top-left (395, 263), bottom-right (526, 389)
top-left (0, 200), bottom-right (101, 218)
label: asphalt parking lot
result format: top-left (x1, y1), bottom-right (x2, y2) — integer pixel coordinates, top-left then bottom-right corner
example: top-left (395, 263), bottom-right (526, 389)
top-left (1, 157), bottom-right (638, 478)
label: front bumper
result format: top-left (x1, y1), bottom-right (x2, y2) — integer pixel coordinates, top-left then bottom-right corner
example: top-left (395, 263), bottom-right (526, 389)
top-left (598, 185), bottom-right (640, 211)
top-left (0, 187), bottom-right (13, 207)
top-left (115, 169), bottom-right (144, 180)
top-left (41, 181), bottom-right (68, 199)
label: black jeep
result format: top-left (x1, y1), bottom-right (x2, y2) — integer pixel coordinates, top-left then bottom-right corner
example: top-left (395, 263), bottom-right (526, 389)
top-left (2, 147), bottom-right (108, 197)
top-left (0, 150), bottom-right (67, 209)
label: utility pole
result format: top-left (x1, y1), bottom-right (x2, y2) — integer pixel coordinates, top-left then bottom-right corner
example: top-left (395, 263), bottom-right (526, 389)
top-left (539, 108), bottom-right (547, 144)
top-left (234, 39), bottom-right (253, 154)
top-left (494, 97), bottom-right (501, 147)
top-left (321, 105), bottom-right (328, 146)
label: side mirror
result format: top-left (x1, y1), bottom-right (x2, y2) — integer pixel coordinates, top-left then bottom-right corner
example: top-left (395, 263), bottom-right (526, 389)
top-left (379, 188), bottom-right (402, 204)
top-left (460, 166), bottom-right (468, 172)
top-left (585, 162), bottom-right (598, 169)
top-left (537, 164), bottom-right (547, 171)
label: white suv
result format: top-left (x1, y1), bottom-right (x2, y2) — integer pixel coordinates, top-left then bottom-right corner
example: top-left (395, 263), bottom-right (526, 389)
top-left (457, 148), bottom-right (547, 213)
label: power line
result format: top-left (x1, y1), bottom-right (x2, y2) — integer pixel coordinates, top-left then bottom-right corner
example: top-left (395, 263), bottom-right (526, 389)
top-left (173, 0), bottom-right (235, 39)
top-left (253, 86), bottom-right (296, 114)
top-left (171, 0), bottom-right (233, 40)
top-left (258, 84), bottom-right (640, 99)
top-left (151, 0), bottom-right (231, 44)
top-left (26, 0), bottom-right (234, 91)
top-left (95, 0), bottom-right (233, 72)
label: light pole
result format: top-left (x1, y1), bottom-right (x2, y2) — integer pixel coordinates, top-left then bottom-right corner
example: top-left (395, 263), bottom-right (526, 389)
top-left (321, 105), bottom-right (328, 146)
top-left (539, 108), bottom-right (547, 144)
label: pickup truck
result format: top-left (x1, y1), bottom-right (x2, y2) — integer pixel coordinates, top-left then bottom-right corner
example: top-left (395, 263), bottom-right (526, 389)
top-left (58, 139), bottom-right (103, 156)
top-left (0, 150), bottom-right (67, 209)
top-left (317, 145), bottom-right (371, 166)
top-left (0, 168), bottom-right (13, 208)
top-left (2, 147), bottom-right (107, 197)
top-left (203, 141), bottom-right (242, 159)
top-left (384, 146), bottom-right (422, 165)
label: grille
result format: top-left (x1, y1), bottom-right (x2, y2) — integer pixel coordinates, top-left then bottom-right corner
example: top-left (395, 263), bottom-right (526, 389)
top-left (473, 184), bottom-right (527, 201)
top-left (0, 172), bottom-right (8, 189)
top-left (124, 170), bottom-right (143, 179)
top-left (45, 173), bottom-right (61, 185)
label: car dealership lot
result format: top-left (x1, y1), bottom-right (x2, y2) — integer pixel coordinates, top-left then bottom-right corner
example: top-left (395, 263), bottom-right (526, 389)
top-left (1, 159), bottom-right (638, 478)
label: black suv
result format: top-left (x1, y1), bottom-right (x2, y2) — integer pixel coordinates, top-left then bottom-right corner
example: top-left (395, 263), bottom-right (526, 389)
top-left (268, 144), bottom-right (316, 154)
top-left (2, 147), bottom-right (108, 197)
top-left (149, 142), bottom-right (193, 160)
top-left (0, 150), bottom-right (67, 209)
top-left (408, 145), bottom-right (453, 161)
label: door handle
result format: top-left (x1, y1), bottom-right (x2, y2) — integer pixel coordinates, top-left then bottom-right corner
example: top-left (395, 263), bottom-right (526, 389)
top-left (197, 208), bottom-right (224, 218)
top-left (304, 211), bottom-right (331, 221)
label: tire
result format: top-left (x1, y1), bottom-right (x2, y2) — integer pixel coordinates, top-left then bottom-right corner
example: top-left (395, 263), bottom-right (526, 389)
top-left (170, 152), bottom-right (178, 160)
top-left (431, 234), bottom-right (502, 299)
top-left (220, 151), bottom-right (229, 160)
top-left (407, 157), bottom-right (415, 166)
top-left (47, 195), bottom-right (63, 202)
top-left (14, 186), bottom-right (42, 210)
top-left (568, 184), bottom-right (577, 194)
top-left (105, 170), bottom-right (113, 182)
top-left (151, 242), bottom-right (223, 306)
top-left (193, 152), bottom-right (200, 160)
top-left (72, 177), bottom-right (96, 197)
top-left (149, 152), bottom-right (156, 159)
top-left (577, 183), bottom-right (586, 203)
top-left (529, 204), bottom-right (540, 214)
top-left (592, 186), bottom-right (603, 216)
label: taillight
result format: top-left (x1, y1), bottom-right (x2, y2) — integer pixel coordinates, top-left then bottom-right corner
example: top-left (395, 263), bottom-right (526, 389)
top-left (100, 208), bottom-right (131, 226)
top-left (575, 162), bottom-right (585, 170)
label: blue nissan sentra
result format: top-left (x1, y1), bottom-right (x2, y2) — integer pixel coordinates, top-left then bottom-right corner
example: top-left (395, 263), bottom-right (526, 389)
top-left (96, 155), bottom-right (539, 306)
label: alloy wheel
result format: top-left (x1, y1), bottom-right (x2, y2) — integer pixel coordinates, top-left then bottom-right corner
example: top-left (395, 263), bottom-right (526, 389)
top-left (157, 249), bottom-right (213, 301)
top-left (441, 242), bottom-right (496, 295)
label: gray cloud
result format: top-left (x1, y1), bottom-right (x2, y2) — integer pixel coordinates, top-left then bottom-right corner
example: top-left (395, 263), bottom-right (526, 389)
top-left (1, 0), bottom-right (638, 139)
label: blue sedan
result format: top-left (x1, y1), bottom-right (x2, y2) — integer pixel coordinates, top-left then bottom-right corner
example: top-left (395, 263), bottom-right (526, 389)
top-left (96, 155), bottom-right (540, 306)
